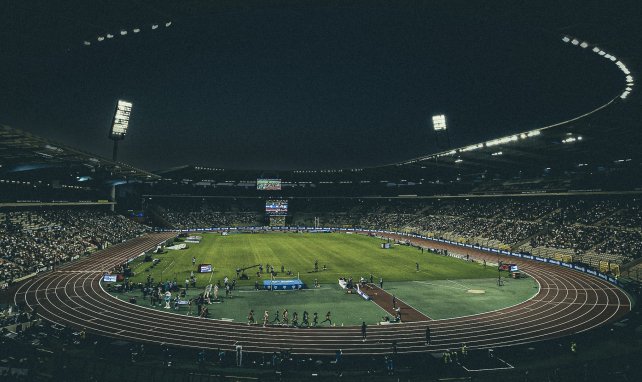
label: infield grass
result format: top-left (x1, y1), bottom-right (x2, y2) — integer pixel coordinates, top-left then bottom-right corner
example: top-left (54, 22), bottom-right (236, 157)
top-left (110, 232), bottom-right (538, 325)
top-left (126, 232), bottom-right (500, 287)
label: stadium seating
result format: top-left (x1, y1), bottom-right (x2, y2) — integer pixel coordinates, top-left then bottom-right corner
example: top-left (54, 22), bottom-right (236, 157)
top-left (0, 207), bottom-right (149, 283)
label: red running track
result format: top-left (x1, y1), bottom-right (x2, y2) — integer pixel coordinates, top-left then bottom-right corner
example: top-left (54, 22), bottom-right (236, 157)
top-left (13, 232), bottom-right (632, 356)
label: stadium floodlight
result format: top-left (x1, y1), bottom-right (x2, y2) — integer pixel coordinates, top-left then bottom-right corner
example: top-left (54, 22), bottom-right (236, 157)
top-left (598, 50), bottom-right (605, 56)
top-left (626, 75), bottom-right (634, 82)
top-left (107, 33), bottom-right (114, 39)
top-left (83, 41), bottom-right (91, 46)
top-left (571, 39), bottom-right (579, 45)
top-left (432, 115), bottom-right (447, 131)
top-left (580, 41), bottom-right (589, 48)
top-left (592, 47), bottom-right (600, 53)
top-left (133, 28), bottom-right (140, 33)
top-left (562, 36), bottom-right (571, 43)
top-left (610, 56), bottom-right (617, 62)
top-left (165, 21), bottom-right (172, 27)
top-left (97, 36), bottom-right (105, 41)
top-left (152, 24), bottom-right (159, 30)
top-left (120, 30), bottom-right (127, 36)
top-left (109, 100), bottom-right (133, 140)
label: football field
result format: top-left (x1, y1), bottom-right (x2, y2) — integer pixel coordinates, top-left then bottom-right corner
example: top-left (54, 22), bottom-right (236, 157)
top-left (112, 232), bottom-right (537, 325)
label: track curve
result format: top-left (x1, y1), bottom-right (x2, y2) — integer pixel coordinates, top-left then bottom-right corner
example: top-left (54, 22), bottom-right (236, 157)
top-left (13, 232), bottom-right (631, 356)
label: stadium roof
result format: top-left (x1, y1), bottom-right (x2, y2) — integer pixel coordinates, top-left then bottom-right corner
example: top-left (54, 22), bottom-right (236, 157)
top-left (0, 125), bottom-right (160, 184)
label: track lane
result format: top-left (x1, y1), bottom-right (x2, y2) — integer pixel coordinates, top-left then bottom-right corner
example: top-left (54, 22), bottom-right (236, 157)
top-left (13, 232), bottom-right (632, 356)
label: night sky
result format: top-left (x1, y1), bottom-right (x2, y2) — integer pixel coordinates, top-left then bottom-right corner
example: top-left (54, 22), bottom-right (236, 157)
top-left (0, 1), bottom-right (632, 171)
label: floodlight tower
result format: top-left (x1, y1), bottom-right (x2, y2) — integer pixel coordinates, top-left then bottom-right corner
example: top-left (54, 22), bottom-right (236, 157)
top-left (107, 100), bottom-right (133, 210)
top-left (109, 100), bottom-right (132, 161)
top-left (432, 114), bottom-right (451, 149)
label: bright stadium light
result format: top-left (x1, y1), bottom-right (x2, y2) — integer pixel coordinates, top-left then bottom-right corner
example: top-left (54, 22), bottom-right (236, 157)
top-left (83, 41), bottom-right (91, 46)
top-left (109, 100), bottom-right (133, 140)
top-left (120, 30), bottom-right (127, 36)
top-left (165, 21), bottom-right (172, 27)
top-left (152, 24), bottom-right (159, 30)
top-left (580, 41), bottom-right (589, 48)
top-left (592, 47), bottom-right (600, 53)
top-left (571, 39), bottom-right (579, 45)
top-left (562, 36), bottom-right (571, 43)
top-left (432, 115), bottom-right (447, 131)
top-left (133, 28), bottom-right (140, 33)
top-left (107, 33), bottom-right (114, 39)
top-left (97, 36), bottom-right (105, 41)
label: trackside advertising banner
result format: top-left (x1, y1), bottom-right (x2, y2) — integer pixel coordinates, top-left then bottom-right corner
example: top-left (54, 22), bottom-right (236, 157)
top-left (162, 226), bottom-right (618, 286)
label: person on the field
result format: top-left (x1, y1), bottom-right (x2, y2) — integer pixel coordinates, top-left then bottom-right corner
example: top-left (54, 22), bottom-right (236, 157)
top-left (302, 311), bottom-right (309, 327)
top-left (192, 256), bottom-right (196, 266)
top-left (361, 321), bottom-right (367, 341)
top-left (291, 312), bottom-right (298, 327)
top-left (416, 262), bottom-right (419, 272)
top-left (322, 311), bottom-right (332, 326)
top-left (392, 295), bottom-right (396, 309)
top-left (379, 277), bottom-right (383, 289)
top-left (313, 312), bottom-right (319, 327)
top-left (263, 310), bottom-right (269, 327)
top-left (370, 274), bottom-right (373, 284)
top-left (272, 310), bottom-right (281, 324)
top-left (282, 309), bottom-right (289, 326)
top-left (248, 310), bottom-right (255, 325)
top-left (425, 326), bottom-right (431, 345)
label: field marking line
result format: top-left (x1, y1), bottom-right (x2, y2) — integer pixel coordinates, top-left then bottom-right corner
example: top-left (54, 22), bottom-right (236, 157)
top-left (413, 280), bottom-right (466, 291)
top-left (161, 259), bottom-right (175, 274)
top-left (446, 279), bottom-right (473, 290)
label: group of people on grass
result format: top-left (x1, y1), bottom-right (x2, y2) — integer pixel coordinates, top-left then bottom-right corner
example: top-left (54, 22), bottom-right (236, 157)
top-left (246, 309), bottom-right (334, 327)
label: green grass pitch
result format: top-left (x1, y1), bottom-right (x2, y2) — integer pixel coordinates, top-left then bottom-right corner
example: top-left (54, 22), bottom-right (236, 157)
top-left (112, 232), bottom-right (537, 325)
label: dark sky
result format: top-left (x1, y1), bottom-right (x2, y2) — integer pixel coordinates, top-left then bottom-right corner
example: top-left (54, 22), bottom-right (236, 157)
top-left (0, 1), bottom-right (631, 171)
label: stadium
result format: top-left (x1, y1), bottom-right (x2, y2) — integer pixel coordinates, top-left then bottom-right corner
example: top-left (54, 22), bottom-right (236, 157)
top-left (1, 1), bottom-right (641, 381)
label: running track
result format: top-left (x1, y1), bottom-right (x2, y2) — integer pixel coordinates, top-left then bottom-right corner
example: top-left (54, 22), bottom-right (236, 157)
top-left (13, 232), bottom-right (632, 356)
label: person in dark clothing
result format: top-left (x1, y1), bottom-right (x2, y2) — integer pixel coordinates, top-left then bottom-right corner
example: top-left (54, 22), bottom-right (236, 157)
top-left (313, 312), bottom-right (319, 327)
top-left (426, 326), bottom-right (431, 345)
top-left (321, 311), bottom-right (332, 325)
top-left (392, 295), bottom-right (396, 309)
top-left (379, 277), bottom-right (383, 289)
top-left (361, 321), bottom-right (367, 341)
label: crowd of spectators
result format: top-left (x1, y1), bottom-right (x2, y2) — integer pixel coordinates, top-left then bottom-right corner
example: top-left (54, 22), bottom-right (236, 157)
top-left (0, 207), bottom-right (149, 283)
top-left (162, 209), bottom-right (261, 229)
